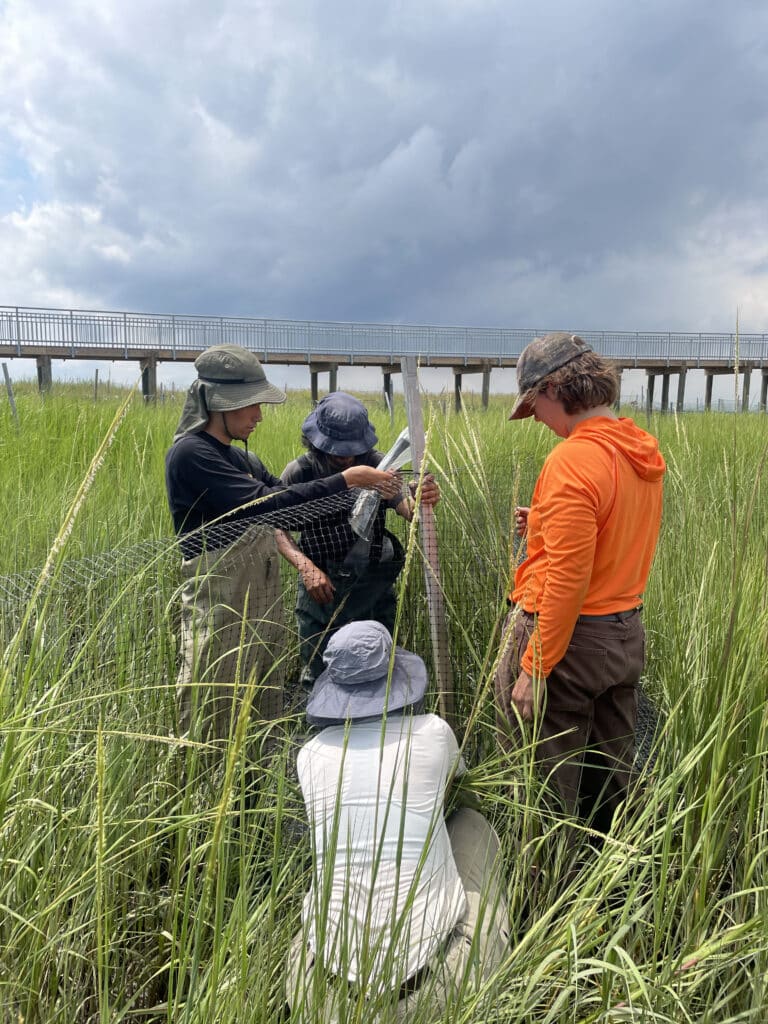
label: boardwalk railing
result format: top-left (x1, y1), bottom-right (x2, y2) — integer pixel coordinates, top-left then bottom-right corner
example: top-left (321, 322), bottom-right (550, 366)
top-left (1, 305), bottom-right (767, 365)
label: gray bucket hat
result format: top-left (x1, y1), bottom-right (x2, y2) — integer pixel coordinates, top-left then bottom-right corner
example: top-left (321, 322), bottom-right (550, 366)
top-left (302, 392), bottom-right (378, 456)
top-left (173, 344), bottom-right (286, 439)
top-left (306, 620), bottom-right (428, 726)
top-left (509, 333), bottom-right (592, 420)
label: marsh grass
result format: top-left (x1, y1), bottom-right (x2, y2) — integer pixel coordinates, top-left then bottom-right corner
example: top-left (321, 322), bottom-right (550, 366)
top-left (1, 387), bottom-right (767, 1021)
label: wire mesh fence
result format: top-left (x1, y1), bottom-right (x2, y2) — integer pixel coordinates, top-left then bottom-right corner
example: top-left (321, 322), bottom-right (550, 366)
top-left (0, 482), bottom-right (505, 732)
top-left (2, 478), bottom-right (661, 777)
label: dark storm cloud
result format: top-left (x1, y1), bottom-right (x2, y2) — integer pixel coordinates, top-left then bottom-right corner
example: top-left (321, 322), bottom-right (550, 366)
top-left (1, 0), bottom-right (767, 332)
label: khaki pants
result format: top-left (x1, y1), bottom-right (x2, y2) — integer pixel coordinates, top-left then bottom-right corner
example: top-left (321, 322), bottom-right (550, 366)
top-left (176, 524), bottom-right (286, 743)
top-left (285, 807), bottom-right (510, 1022)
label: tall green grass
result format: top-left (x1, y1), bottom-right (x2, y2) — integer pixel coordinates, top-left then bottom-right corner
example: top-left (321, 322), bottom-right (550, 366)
top-left (1, 383), bottom-right (767, 1021)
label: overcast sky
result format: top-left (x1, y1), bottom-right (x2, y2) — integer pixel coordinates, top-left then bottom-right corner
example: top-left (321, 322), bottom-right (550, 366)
top-left (1, 0), bottom-right (767, 402)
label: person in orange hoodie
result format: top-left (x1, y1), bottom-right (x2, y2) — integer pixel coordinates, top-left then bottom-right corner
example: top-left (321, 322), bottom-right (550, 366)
top-left (495, 332), bottom-right (666, 833)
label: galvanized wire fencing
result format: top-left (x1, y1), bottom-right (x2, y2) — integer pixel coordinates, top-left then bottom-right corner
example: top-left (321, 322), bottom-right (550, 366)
top-left (0, 484), bottom-right (505, 725)
top-left (1, 482), bottom-right (659, 766)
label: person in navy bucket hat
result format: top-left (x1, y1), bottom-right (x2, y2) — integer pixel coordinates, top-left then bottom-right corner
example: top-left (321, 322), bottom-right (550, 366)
top-left (280, 392), bottom-right (441, 686)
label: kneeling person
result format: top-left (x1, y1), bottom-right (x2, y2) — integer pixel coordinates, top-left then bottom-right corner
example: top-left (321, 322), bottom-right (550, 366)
top-left (287, 621), bottom-right (509, 1020)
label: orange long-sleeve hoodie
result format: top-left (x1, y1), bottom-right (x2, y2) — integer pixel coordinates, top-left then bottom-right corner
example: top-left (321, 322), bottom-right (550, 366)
top-left (511, 416), bottom-right (665, 676)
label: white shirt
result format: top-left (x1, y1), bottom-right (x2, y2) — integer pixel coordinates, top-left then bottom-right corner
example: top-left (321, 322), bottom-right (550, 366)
top-left (297, 713), bottom-right (467, 985)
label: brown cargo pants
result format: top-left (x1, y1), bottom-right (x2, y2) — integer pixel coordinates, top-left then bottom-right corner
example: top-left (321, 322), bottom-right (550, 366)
top-left (495, 607), bottom-right (645, 832)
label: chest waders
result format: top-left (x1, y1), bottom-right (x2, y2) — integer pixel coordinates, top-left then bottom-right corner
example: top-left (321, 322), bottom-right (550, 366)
top-left (176, 522), bottom-right (286, 745)
top-left (295, 533), bottom-right (405, 684)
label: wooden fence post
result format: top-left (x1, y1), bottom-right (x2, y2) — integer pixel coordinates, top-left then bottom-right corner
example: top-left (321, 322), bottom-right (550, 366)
top-left (402, 356), bottom-right (455, 730)
top-left (2, 362), bottom-right (19, 428)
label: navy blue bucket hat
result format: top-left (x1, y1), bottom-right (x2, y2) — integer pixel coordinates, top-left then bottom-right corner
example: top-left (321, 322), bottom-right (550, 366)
top-left (302, 392), bottom-right (378, 456)
top-left (306, 621), bottom-right (428, 726)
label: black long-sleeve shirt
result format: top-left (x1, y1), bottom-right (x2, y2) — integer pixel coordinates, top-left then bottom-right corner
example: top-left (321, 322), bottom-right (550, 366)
top-left (165, 432), bottom-right (348, 555)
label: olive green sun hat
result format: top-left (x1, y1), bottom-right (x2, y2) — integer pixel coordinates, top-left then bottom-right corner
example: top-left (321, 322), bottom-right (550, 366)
top-left (174, 344), bottom-right (286, 439)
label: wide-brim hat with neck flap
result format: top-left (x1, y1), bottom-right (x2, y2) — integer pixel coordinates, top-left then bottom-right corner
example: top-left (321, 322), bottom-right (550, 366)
top-left (301, 391), bottom-right (378, 456)
top-left (306, 620), bottom-right (428, 726)
top-left (174, 344), bottom-right (286, 439)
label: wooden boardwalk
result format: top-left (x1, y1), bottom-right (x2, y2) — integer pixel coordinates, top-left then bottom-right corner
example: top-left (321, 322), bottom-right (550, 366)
top-left (2, 305), bottom-right (766, 411)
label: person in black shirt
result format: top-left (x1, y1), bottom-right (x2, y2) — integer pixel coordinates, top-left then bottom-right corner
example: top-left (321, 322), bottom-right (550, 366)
top-left (165, 347), bottom-right (400, 743)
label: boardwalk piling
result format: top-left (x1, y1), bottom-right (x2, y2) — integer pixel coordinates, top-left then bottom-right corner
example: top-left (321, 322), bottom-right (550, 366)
top-left (2, 362), bottom-right (19, 428)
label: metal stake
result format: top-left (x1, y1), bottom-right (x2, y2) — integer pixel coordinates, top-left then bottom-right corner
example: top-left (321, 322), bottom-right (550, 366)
top-left (402, 356), bottom-right (455, 730)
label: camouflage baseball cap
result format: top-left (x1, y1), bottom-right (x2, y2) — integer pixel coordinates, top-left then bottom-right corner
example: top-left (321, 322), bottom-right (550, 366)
top-left (509, 332), bottom-right (592, 420)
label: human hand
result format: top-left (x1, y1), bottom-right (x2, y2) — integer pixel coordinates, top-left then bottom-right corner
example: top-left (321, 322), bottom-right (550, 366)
top-left (514, 506), bottom-right (530, 537)
top-left (409, 473), bottom-right (440, 507)
top-left (342, 465), bottom-right (401, 498)
top-left (511, 669), bottom-right (544, 722)
top-left (301, 564), bottom-right (335, 604)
